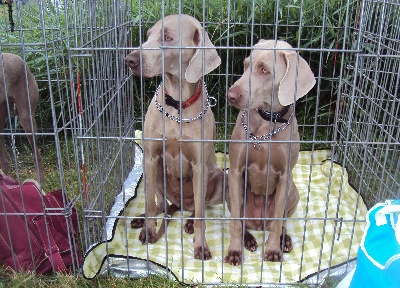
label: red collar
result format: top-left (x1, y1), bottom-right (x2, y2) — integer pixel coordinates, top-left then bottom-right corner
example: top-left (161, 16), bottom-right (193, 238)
top-left (164, 83), bottom-right (202, 110)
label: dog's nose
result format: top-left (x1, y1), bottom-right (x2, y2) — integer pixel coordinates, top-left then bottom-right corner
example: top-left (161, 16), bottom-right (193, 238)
top-left (125, 53), bottom-right (139, 68)
top-left (227, 88), bottom-right (241, 104)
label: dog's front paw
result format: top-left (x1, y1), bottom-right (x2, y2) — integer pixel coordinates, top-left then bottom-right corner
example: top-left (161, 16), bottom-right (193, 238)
top-left (264, 247), bottom-right (282, 262)
top-left (194, 245), bottom-right (212, 260)
top-left (131, 214), bottom-right (145, 228)
top-left (224, 249), bottom-right (242, 266)
top-left (244, 230), bottom-right (258, 252)
top-left (184, 218), bottom-right (194, 234)
top-left (281, 233), bottom-right (293, 253)
top-left (139, 226), bottom-right (156, 244)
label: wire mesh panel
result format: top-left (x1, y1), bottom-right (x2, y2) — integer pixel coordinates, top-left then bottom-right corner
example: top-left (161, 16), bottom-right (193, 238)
top-left (65, 0), bottom-right (137, 249)
top-left (0, 0), bottom-right (81, 274)
top-left (0, 0), bottom-right (398, 286)
top-left (337, 0), bottom-right (400, 206)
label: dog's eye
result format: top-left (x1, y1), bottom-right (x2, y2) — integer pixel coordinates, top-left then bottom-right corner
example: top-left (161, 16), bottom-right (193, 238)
top-left (164, 35), bottom-right (172, 41)
top-left (261, 67), bottom-right (269, 74)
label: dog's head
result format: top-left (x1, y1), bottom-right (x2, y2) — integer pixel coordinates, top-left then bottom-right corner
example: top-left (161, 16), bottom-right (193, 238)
top-left (227, 39), bottom-right (316, 111)
top-left (125, 14), bottom-right (221, 83)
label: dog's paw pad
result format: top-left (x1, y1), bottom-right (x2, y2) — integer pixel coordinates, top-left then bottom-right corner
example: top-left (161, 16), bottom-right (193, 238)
top-left (281, 234), bottom-right (293, 253)
top-left (224, 250), bottom-right (242, 266)
top-left (184, 219), bottom-right (194, 234)
top-left (131, 214), bottom-right (145, 228)
top-left (139, 227), bottom-right (156, 244)
top-left (244, 231), bottom-right (258, 252)
top-left (194, 245), bottom-right (212, 260)
top-left (264, 249), bottom-right (282, 262)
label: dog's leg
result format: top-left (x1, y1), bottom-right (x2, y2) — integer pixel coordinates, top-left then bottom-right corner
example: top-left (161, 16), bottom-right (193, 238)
top-left (131, 205), bottom-right (164, 229)
top-left (139, 152), bottom-right (159, 244)
top-left (207, 167), bottom-right (225, 206)
top-left (13, 73), bottom-right (43, 183)
top-left (242, 183), bottom-right (258, 252)
top-left (152, 203), bottom-right (179, 243)
top-left (264, 177), bottom-right (295, 261)
top-left (131, 214), bottom-right (145, 228)
top-left (0, 104), bottom-right (9, 174)
top-left (185, 166), bottom-right (224, 235)
top-left (184, 211), bottom-right (194, 234)
top-left (192, 163), bottom-right (212, 260)
top-left (280, 180), bottom-right (299, 253)
top-left (224, 168), bottom-right (245, 266)
top-left (244, 228), bottom-right (258, 252)
top-left (17, 108), bottom-right (44, 183)
top-left (132, 175), bottom-right (165, 229)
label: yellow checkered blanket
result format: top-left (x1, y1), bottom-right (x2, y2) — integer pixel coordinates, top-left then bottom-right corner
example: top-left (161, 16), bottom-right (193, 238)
top-left (82, 142), bottom-right (367, 284)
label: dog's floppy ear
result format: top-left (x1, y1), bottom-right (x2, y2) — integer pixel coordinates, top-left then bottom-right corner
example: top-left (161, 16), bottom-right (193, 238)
top-left (185, 28), bottom-right (221, 83)
top-left (278, 51), bottom-right (316, 106)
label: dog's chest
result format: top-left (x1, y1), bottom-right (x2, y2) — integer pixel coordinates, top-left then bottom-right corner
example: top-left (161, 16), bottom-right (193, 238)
top-left (163, 139), bottom-right (192, 178)
top-left (245, 142), bottom-right (291, 195)
top-left (246, 160), bottom-right (279, 196)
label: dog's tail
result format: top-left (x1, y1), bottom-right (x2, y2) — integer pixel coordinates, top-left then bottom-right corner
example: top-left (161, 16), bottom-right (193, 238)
top-left (153, 204), bottom-right (180, 242)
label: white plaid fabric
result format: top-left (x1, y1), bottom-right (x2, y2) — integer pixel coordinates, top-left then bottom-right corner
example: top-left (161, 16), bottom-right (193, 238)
top-left (83, 140), bottom-right (367, 285)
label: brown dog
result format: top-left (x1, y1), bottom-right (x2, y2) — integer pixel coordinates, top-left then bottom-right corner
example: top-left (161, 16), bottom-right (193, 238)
top-left (125, 14), bottom-right (224, 260)
top-left (0, 53), bottom-right (43, 183)
top-left (224, 40), bottom-right (316, 266)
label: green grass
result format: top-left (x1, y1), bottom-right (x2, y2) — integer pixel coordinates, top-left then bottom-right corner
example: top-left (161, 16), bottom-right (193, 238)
top-left (5, 136), bottom-right (77, 192)
top-left (0, 267), bottom-right (187, 288)
top-left (0, 265), bottom-right (317, 288)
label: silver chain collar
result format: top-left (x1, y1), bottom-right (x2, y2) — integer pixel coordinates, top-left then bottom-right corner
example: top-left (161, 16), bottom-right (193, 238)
top-left (241, 105), bottom-right (294, 150)
top-left (153, 83), bottom-right (217, 123)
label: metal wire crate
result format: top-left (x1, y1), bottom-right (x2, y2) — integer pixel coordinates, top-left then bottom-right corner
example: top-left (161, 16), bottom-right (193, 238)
top-left (0, 0), bottom-right (398, 286)
top-left (0, 0), bottom-right (81, 274)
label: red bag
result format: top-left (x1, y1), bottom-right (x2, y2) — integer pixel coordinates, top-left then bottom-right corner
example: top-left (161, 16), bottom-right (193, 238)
top-left (0, 173), bottom-right (81, 275)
